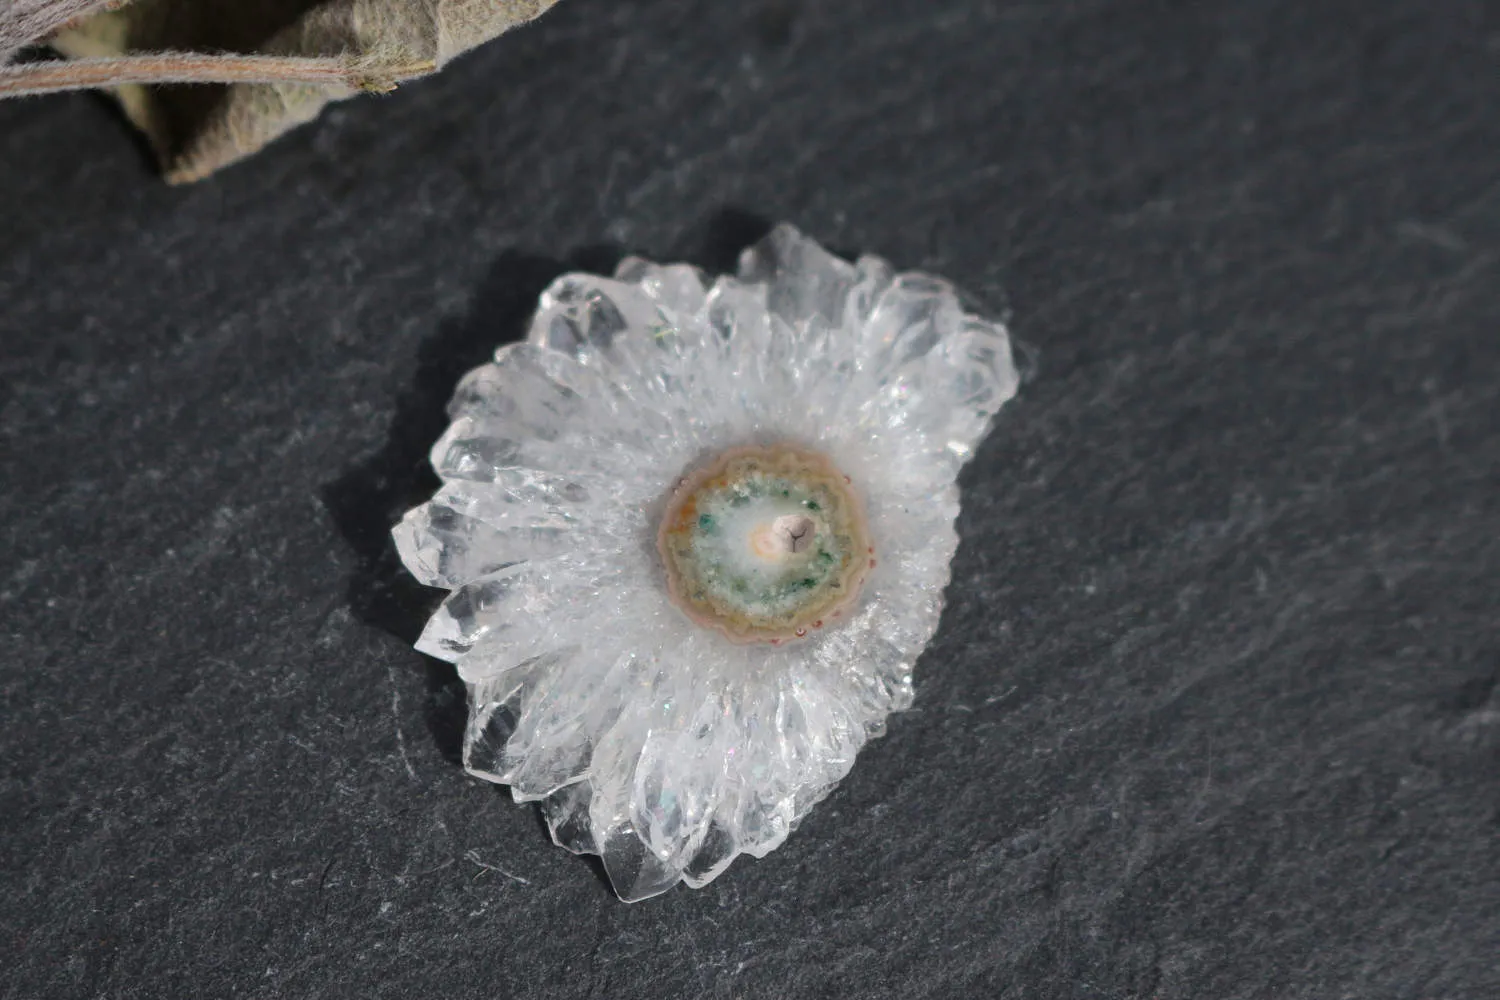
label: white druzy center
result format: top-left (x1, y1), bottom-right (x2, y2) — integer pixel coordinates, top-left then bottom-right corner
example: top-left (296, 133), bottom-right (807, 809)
top-left (749, 513), bottom-right (817, 559)
top-left (714, 503), bottom-right (820, 578)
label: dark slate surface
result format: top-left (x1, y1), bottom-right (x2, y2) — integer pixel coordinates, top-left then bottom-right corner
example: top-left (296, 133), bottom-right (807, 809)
top-left (3, 1), bottom-right (1497, 997)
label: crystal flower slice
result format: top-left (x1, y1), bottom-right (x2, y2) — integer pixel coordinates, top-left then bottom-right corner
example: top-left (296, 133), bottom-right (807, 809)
top-left (392, 224), bottom-right (1020, 900)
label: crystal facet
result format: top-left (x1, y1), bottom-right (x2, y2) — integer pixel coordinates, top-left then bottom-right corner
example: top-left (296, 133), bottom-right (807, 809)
top-left (393, 224), bottom-right (1020, 900)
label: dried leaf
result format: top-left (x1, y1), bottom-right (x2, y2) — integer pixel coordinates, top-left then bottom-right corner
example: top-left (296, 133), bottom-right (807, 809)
top-left (1, 0), bottom-right (560, 182)
top-left (1, 0), bottom-right (116, 62)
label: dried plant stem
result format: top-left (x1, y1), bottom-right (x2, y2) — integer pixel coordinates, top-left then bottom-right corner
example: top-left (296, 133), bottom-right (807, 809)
top-left (0, 52), bottom-right (377, 98)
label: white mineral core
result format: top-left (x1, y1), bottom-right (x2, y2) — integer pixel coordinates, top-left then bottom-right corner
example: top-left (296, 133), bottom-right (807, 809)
top-left (749, 514), bottom-right (817, 560)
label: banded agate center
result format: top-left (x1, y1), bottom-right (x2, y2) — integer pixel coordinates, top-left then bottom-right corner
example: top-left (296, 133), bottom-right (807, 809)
top-left (657, 445), bottom-right (874, 644)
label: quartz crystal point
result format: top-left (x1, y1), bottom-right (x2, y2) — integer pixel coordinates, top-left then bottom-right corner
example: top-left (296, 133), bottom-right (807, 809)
top-left (393, 224), bottom-right (1019, 900)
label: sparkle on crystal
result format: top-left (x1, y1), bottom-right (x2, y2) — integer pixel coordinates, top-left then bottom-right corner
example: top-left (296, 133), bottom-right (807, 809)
top-left (391, 224), bottom-right (1019, 901)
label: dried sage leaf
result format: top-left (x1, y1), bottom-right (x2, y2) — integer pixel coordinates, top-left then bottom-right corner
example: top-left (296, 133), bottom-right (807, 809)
top-left (1, 0), bottom-right (116, 62)
top-left (0, 0), bottom-right (560, 183)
